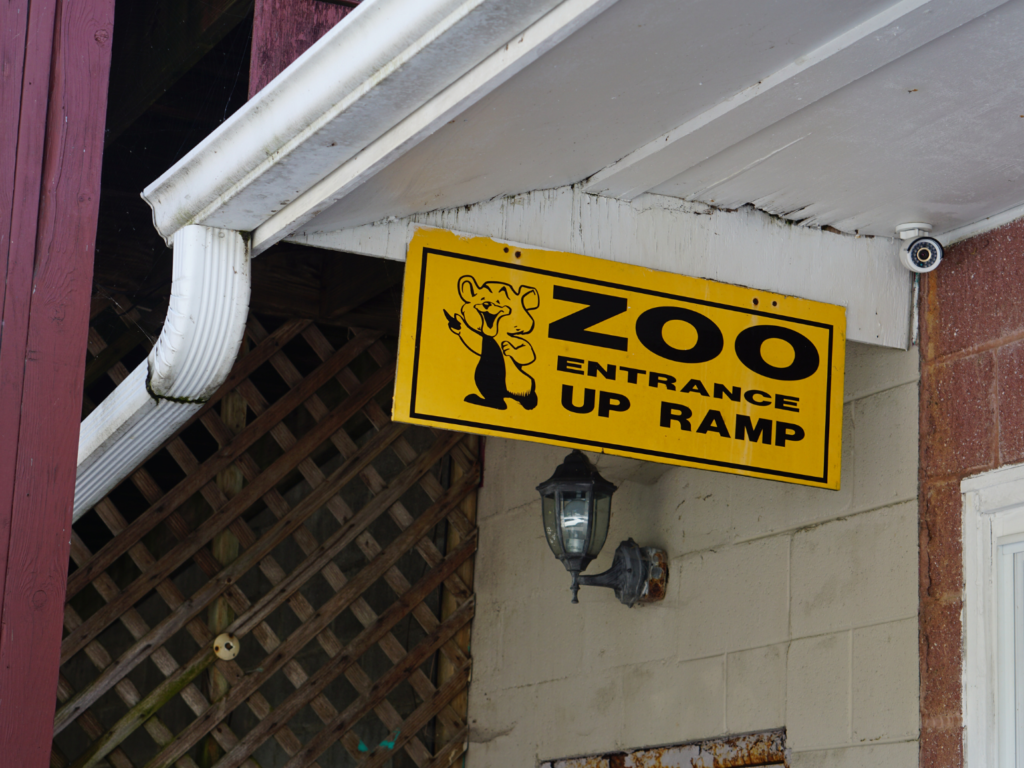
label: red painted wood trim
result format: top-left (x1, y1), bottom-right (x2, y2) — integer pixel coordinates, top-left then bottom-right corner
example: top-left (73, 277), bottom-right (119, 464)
top-left (249, 0), bottom-right (351, 98)
top-left (0, 0), bottom-right (32, 630)
top-left (0, 0), bottom-right (42, 314)
top-left (0, 0), bottom-right (60, 636)
top-left (0, 0), bottom-right (114, 763)
top-left (0, 0), bottom-right (33, 309)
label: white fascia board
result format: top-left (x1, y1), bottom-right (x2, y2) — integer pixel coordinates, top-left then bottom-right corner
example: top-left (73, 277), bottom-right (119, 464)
top-left (937, 201), bottom-right (1024, 247)
top-left (142, 0), bottom-right (612, 243)
top-left (583, 0), bottom-right (1013, 201)
top-left (74, 226), bottom-right (250, 520)
top-left (249, 0), bottom-right (617, 256)
top-left (289, 185), bottom-right (911, 348)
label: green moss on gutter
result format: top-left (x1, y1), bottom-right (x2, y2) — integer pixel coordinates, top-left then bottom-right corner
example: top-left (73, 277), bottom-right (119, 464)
top-left (146, 375), bottom-right (209, 405)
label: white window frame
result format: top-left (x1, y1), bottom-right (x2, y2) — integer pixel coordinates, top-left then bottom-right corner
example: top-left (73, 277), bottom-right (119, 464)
top-left (962, 463), bottom-right (1024, 767)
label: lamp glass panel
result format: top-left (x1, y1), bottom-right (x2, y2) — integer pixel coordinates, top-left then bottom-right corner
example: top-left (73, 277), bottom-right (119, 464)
top-left (558, 488), bottom-right (591, 555)
top-left (588, 490), bottom-right (612, 557)
top-left (541, 491), bottom-right (561, 556)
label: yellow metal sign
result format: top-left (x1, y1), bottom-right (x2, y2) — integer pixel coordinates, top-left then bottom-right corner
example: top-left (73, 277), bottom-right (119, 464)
top-left (394, 228), bottom-right (846, 489)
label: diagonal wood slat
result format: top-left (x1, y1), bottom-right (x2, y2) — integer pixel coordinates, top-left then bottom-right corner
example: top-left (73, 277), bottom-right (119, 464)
top-left (282, 602), bottom-right (475, 768)
top-left (66, 326), bottom-right (381, 602)
top-left (62, 353), bottom-right (394, 662)
top-left (57, 414), bottom-right (409, 731)
top-left (58, 312), bottom-right (480, 768)
top-left (71, 308), bottom-right (324, 768)
top-left (203, 475), bottom-right (480, 768)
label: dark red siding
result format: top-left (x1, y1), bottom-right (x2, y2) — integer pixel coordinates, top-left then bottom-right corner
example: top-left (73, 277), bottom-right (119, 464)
top-left (249, 0), bottom-right (352, 98)
top-left (0, 0), bottom-right (114, 763)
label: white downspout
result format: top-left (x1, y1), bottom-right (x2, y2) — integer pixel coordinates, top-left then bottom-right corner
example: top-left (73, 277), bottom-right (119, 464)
top-left (74, 225), bottom-right (250, 520)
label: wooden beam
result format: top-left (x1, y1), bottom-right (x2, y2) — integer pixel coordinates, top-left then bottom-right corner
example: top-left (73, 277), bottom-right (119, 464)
top-left (249, 0), bottom-right (352, 97)
top-left (248, 243), bottom-right (405, 330)
top-left (437, 433), bottom-right (478, 749)
top-left (291, 185), bottom-right (912, 348)
top-left (104, 0), bottom-right (253, 143)
top-left (0, 0), bottom-right (114, 763)
top-left (320, 250), bottom-right (403, 320)
top-left (248, 244), bottom-right (322, 320)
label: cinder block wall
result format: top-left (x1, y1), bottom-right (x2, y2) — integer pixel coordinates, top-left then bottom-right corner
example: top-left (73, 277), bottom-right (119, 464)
top-left (918, 219), bottom-right (1024, 768)
top-left (466, 341), bottom-right (920, 767)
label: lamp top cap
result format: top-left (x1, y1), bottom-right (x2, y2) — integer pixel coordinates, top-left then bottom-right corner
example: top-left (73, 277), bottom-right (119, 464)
top-left (536, 449), bottom-right (618, 494)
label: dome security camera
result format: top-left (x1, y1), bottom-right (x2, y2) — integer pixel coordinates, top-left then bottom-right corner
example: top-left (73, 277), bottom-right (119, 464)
top-left (896, 223), bottom-right (943, 273)
top-left (901, 237), bottom-right (943, 273)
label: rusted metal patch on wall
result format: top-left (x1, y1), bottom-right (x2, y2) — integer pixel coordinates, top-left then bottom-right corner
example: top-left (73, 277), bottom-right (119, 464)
top-left (540, 729), bottom-right (788, 768)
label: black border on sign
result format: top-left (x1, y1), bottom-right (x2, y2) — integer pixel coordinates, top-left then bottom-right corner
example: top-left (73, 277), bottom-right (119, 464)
top-left (409, 247), bottom-right (837, 485)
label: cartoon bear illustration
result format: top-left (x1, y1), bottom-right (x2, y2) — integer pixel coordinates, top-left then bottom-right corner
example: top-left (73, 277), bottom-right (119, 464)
top-left (444, 275), bottom-right (540, 410)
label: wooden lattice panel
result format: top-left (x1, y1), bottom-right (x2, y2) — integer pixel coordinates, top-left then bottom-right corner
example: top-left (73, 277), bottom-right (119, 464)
top-left (55, 305), bottom-right (478, 768)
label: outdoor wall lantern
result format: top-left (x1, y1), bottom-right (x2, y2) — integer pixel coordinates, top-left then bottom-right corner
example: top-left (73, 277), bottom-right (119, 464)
top-left (537, 450), bottom-right (668, 607)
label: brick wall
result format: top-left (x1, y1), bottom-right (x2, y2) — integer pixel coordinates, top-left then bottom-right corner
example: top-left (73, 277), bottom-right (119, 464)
top-left (919, 218), bottom-right (1024, 767)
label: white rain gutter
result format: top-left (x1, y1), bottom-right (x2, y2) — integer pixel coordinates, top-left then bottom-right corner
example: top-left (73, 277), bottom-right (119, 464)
top-left (141, 0), bottom-right (619, 253)
top-left (74, 226), bottom-right (250, 520)
top-left (75, 0), bottom-right (617, 518)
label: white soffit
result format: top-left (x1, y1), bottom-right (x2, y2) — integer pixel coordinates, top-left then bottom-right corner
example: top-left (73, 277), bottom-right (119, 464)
top-left (295, 0), bottom-right (1021, 240)
top-left (139, 0), bottom-right (1024, 361)
top-left (290, 187), bottom-right (911, 349)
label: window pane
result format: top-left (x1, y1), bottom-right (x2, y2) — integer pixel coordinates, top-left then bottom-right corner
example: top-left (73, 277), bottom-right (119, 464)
top-left (559, 490), bottom-right (590, 555)
top-left (542, 492), bottom-right (560, 556)
top-left (1015, 550), bottom-right (1024, 767)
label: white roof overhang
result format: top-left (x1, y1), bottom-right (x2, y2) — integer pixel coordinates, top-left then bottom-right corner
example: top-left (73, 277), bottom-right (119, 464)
top-left (144, 0), bottom-right (1024, 351)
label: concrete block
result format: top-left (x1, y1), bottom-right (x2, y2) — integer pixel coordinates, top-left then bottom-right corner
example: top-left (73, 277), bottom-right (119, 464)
top-left (677, 536), bottom-right (789, 659)
top-left (468, 597), bottom-right (504, 684)
top-left (786, 632), bottom-right (851, 751)
top-left (467, 681), bottom-right (541, 767)
top-left (598, 480), bottom-right (673, 565)
top-left (791, 502), bottom-right (917, 637)
top-left (477, 438), bottom-right (568, 521)
top-left (581, 594), bottom-right (679, 670)
top-left (853, 382), bottom-right (919, 511)
top-left (852, 619), bottom-right (919, 743)
top-left (474, 502), bottom-right (553, 603)
top-left (533, 667), bottom-right (626, 761)
top-left (726, 643), bottom-right (787, 734)
top-left (621, 655), bottom-right (726, 747)
top-left (592, 452), bottom-right (675, 486)
top-left (660, 406), bottom-right (854, 557)
top-left (498, 593), bottom-right (585, 687)
top-left (843, 341), bottom-right (918, 404)
top-left (790, 741), bottom-right (918, 768)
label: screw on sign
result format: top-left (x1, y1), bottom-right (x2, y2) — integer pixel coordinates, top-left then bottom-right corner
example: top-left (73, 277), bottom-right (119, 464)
top-left (213, 632), bottom-right (241, 660)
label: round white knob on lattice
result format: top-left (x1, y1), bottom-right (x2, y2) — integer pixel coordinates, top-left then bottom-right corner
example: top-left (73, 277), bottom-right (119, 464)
top-left (213, 633), bottom-right (240, 660)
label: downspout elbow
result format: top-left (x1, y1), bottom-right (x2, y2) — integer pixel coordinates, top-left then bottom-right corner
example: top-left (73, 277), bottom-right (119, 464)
top-left (73, 225), bottom-right (250, 521)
